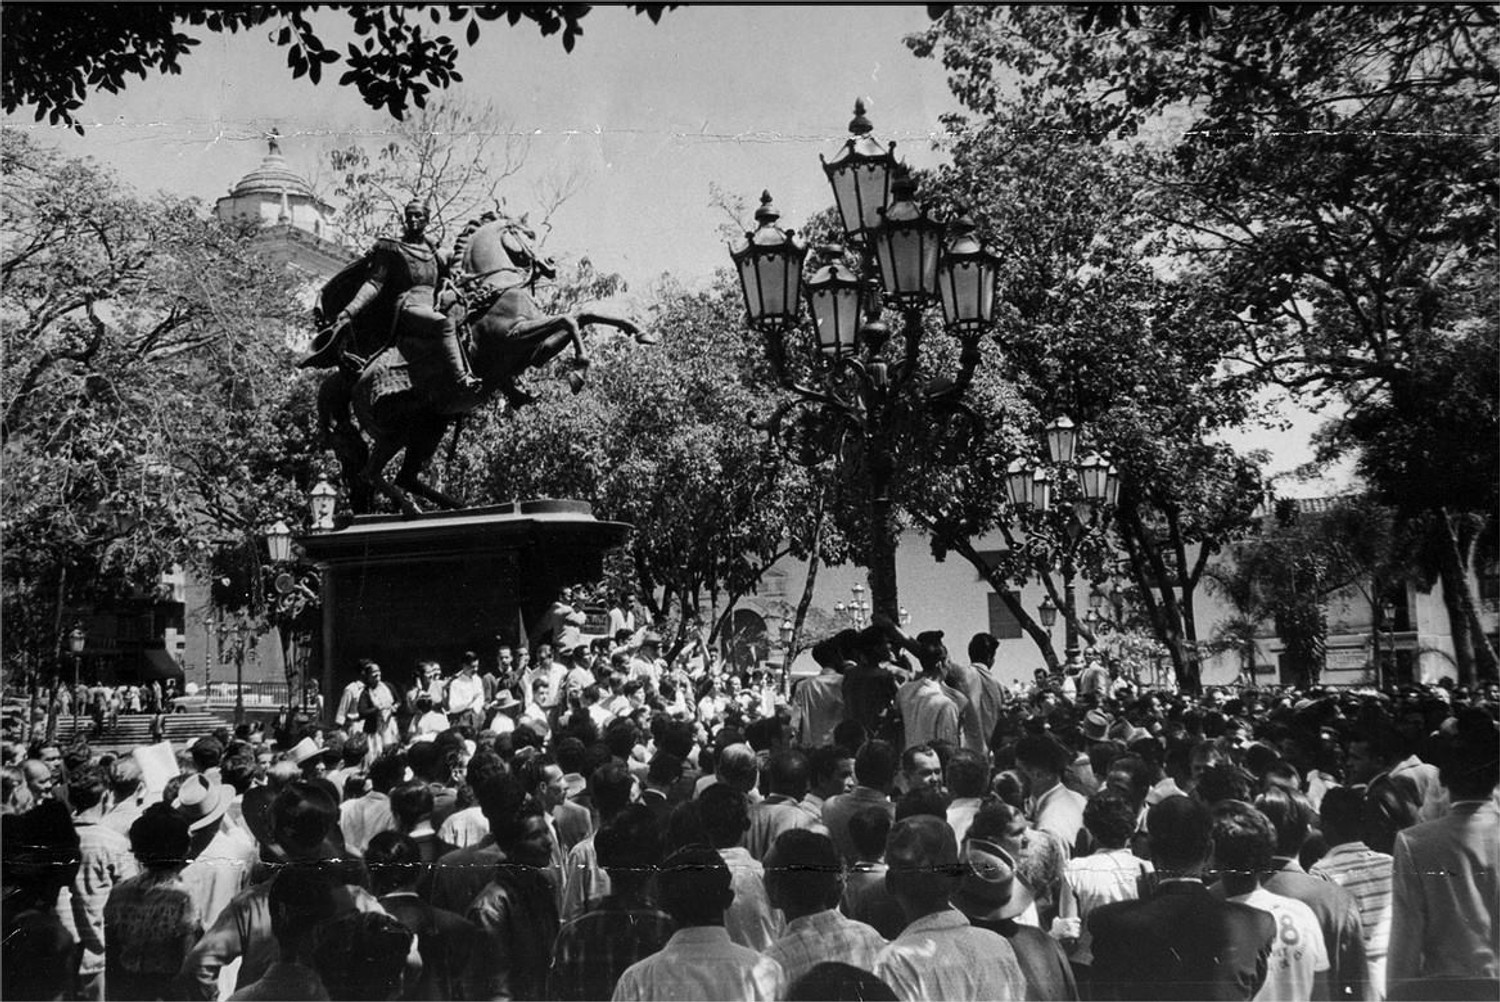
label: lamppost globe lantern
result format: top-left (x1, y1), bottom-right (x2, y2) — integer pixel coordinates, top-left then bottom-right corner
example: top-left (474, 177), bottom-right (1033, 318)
top-left (1005, 458), bottom-right (1034, 508)
top-left (1045, 415), bottom-right (1078, 466)
top-left (68, 624), bottom-right (86, 656)
top-left (804, 255), bottom-right (864, 359)
top-left (1038, 596), bottom-right (1059, 629)
top-left (1031, 467), bottom-right (1053, 512)
top-left (871, 167), bottom-right (942, 307)
top-left (309, 477), bottom-right (337, 532)
top-left (1077, 453), bottom-right (1111, 503)
top-left (265, 520), bottom-right (293, 563)
top-left (820, 98), bottom-right (898, 244)
top-left (730, 191), bottom-right (807, 334)
top-left (1103, 461), bottom-right (1122, 507)
top-left (779, 618), bottom-right (793, 647)
top-left (937, 212), bottom-right (1002, 334)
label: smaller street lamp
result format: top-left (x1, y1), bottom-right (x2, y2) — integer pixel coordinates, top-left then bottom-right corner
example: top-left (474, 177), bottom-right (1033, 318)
top-left (804, 254), bottom-right (865, 360)
top-left (899, 606), bottom-right (911, 628)
top-left (309, 478), bottom-right (337, 532)
top-left (1045, 415), bottom-right (1078, 466)
top-left (266, 520), bottom-right (292, 563)
top-left (1005, 458), bottom-right (1034, 509)
top-left (1088, 586), bottom-right (1105, 612)
top-left (1038, 596), bottom-right (1058, 630)
top-left (778, 617), bottom-right (795, 697)
top-left (1030, 468), bottom-right (1052, 513)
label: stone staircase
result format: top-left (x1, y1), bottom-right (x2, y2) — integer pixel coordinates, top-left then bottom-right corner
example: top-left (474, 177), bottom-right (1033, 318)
top-left (52, 710), bottom-right (230, 751)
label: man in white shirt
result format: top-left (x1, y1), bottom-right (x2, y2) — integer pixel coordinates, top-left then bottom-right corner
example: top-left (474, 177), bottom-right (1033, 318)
top-left (1212, 800), bottom-right (1329, 1002)
top-left (894, 630), bottom-right (983, 753)
top-left (698, 784), bottom-right (782, 952)
top-left (790, 638), bottom-right (847, 748)
top-left (444, 652), bottom-right (486, 729)
top-left (1016, 734), bottom-right (1088, 852)
top-left (874, 815), bottom-right (1027, 1001)
top-left (611, 844), bottom-right (784, 1001)
top-left (947, 632), bottom-right (1006, 751)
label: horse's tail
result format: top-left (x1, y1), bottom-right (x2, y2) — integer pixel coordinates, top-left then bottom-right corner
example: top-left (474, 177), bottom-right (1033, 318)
top-left (316, 370), bottom-right (373, 513)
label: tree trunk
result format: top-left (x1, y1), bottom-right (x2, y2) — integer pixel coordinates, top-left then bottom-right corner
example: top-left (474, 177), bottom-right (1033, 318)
top-left (790, 490), bottom-right (828, 656)
top-left (1434, 508), bottom-right (1492, 685)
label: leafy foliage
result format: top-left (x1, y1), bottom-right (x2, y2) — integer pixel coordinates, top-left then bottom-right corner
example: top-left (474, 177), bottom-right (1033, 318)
top-left (3, 4), bottom-right (676, 132)
top-left (907, 3), bottom-right (1498, 682)
top-left (1, 131), bottom-right (319, 673)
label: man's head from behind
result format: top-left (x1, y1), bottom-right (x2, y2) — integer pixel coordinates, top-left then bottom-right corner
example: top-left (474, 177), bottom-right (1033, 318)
top-left (657, 844), bottom-right (734, 927)
top-left (271, 781), bottom-right (340, 857)
top-left (696, 783), bottom-right (750, 850)
top-left (884, 815), bottom-right (962, 919)
top-left (766, 829), bottom-right (843, 920)
top-left (1209, 799), bottom-right (1275, 894)
top-left (595, 804), bottom-right (663, 894)
top-left (1144, 794), bottom-right (1214, 875)
top-left (854, 739), bottom-right (898, 794)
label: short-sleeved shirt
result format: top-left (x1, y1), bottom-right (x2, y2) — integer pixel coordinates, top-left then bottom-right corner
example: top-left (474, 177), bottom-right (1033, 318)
top-left (1229, 887), bottom-right (1329, 1002)
top-left (611, 926), bottom-right (783, 1002)
top-left (874, 908), bottom-right (1027, 1002)
top-left (766, 908), bottom-right (886, 985)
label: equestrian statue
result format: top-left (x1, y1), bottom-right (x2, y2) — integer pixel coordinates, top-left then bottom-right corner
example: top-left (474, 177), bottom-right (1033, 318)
top-left (300, 200), bottom-right (649, 516)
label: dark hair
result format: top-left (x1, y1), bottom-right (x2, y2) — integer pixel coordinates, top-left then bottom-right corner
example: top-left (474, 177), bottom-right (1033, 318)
top-left (854, 740), bottom-right (898, 791)
top-left (269, 864), bottom-right (339, 944)
top-left (603, 718), bottom-right (639, 760)
top-left (1438, 709), bottom-right (1500, 798)
top-left (365, 830), bottom-right (423, 895)
top-left (313, 911), bottom-right (414, 1001)
top-left (1194, 761), bottom-right (1255, 807)
top-left (968, 800), bottom-right (1025, 844)
top-left (555, 737), bottom-right (588, 775)
top-left (66, 762), bottom-right (108, 813)
top-left (1317, 786), bottom-right (1364, 843)
top-left (1015, 734), bottom-right (1072, 775)
top-left (646, 751), bottom-right (683, 787)
top-left (1210, 800), bottom-right (1276, 880)
top-left (664, 800), bottom-right (709, 854)
top-left (832, 720), bottom-right (868, 755)
top-left (766, 829), bottom-right (842, 913)
top-left (130, 804), bottom-right (192, 870)
top-left (967, 633), bottom-right (999, 665)
top-left (271, 781), bottom-right (340, 852)
top-left (848, 806), bottom-right (892, 861)
top-left (766, 749), bottom-right (811, 799)
top-left (1254, 787), bottom-right (1312, 857)
top-left (589, 760), bottom-right (635, 823)
top-left (658, 844), bottom-right (732, 926)
top-left (1105, 753), bottom-right (1153, 804)
top-left (945, 749), bottom-right (989, 799)
top-left (895, 786), bottom-right (951, 822)
top-left (697, 784), bottom-right (750, 849)
top-left (389, 780), bottom-right (435, 830)
top-left (787, 963), bottom-right (899, 1002)
top-left (367, 749), bottom-right (408, 794)
top-left (341, 733), bottom-right (369, 768)
top-left (1084, 789), bottom-right (1139, 850)
top-left (1145, 795), bottom-right (1214, 871)
top-left (596, 804), bottom-right (663, 877)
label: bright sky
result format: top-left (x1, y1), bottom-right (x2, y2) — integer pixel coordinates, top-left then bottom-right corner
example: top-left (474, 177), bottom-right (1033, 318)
top-left (5, 4), bottom-right (1347, 493)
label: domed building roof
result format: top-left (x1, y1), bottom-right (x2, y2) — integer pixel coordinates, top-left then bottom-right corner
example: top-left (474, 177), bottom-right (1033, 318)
top-left (226, 129), bottom-right (320, 201)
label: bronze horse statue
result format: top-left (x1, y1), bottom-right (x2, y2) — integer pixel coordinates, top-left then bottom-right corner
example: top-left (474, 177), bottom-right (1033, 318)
top-left (316, 212), bottom-right (646, 516)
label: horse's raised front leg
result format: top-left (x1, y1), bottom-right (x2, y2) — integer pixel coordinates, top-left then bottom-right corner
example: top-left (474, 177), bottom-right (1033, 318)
top-left (575, 309), bottom-right (655, 345)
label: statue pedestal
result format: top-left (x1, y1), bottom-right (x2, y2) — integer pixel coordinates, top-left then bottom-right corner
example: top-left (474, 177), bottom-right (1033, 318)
top-left (298, 499), bottom-right (629, 711)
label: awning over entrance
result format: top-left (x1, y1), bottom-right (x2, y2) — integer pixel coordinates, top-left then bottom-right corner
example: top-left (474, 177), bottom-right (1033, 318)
top-left (138, 648), bottom-right (185, 680)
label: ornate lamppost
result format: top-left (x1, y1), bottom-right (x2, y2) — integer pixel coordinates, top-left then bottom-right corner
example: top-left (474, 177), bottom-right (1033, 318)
top-left (67, 623), bottom-right (86, 736)
top-left (309, 477), bottom-right (337, 532)
top-left (731, 101), bottom-right (1001, 621)
top-left (1005, 415), bottom-right (1121, 670)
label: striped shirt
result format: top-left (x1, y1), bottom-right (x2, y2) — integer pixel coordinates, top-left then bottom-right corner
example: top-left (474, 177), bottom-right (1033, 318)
top-left (1311, 841), bottom-right (1392, 996)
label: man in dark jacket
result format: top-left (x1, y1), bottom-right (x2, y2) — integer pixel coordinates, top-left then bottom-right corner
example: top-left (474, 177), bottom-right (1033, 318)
top-left (1090, 796), bottom-right (1275, 1000)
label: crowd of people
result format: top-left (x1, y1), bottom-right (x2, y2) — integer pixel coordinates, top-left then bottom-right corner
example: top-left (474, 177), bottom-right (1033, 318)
top-left (3, 608), bottom-right (1496, 1002)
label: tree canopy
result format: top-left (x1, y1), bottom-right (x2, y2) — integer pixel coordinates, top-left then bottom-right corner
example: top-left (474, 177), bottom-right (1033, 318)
top-left (1, 130), bottom-right (317, 674)
top-left (3, 4), bottom-right (675, 132)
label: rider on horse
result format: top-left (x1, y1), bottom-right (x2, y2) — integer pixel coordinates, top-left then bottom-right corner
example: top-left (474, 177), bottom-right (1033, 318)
top-left (300, 200), bottom-right (482, 408)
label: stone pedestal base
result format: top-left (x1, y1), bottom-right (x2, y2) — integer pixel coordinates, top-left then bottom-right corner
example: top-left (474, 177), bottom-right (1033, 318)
top-left (298, 500), bottom-right (629, 710)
